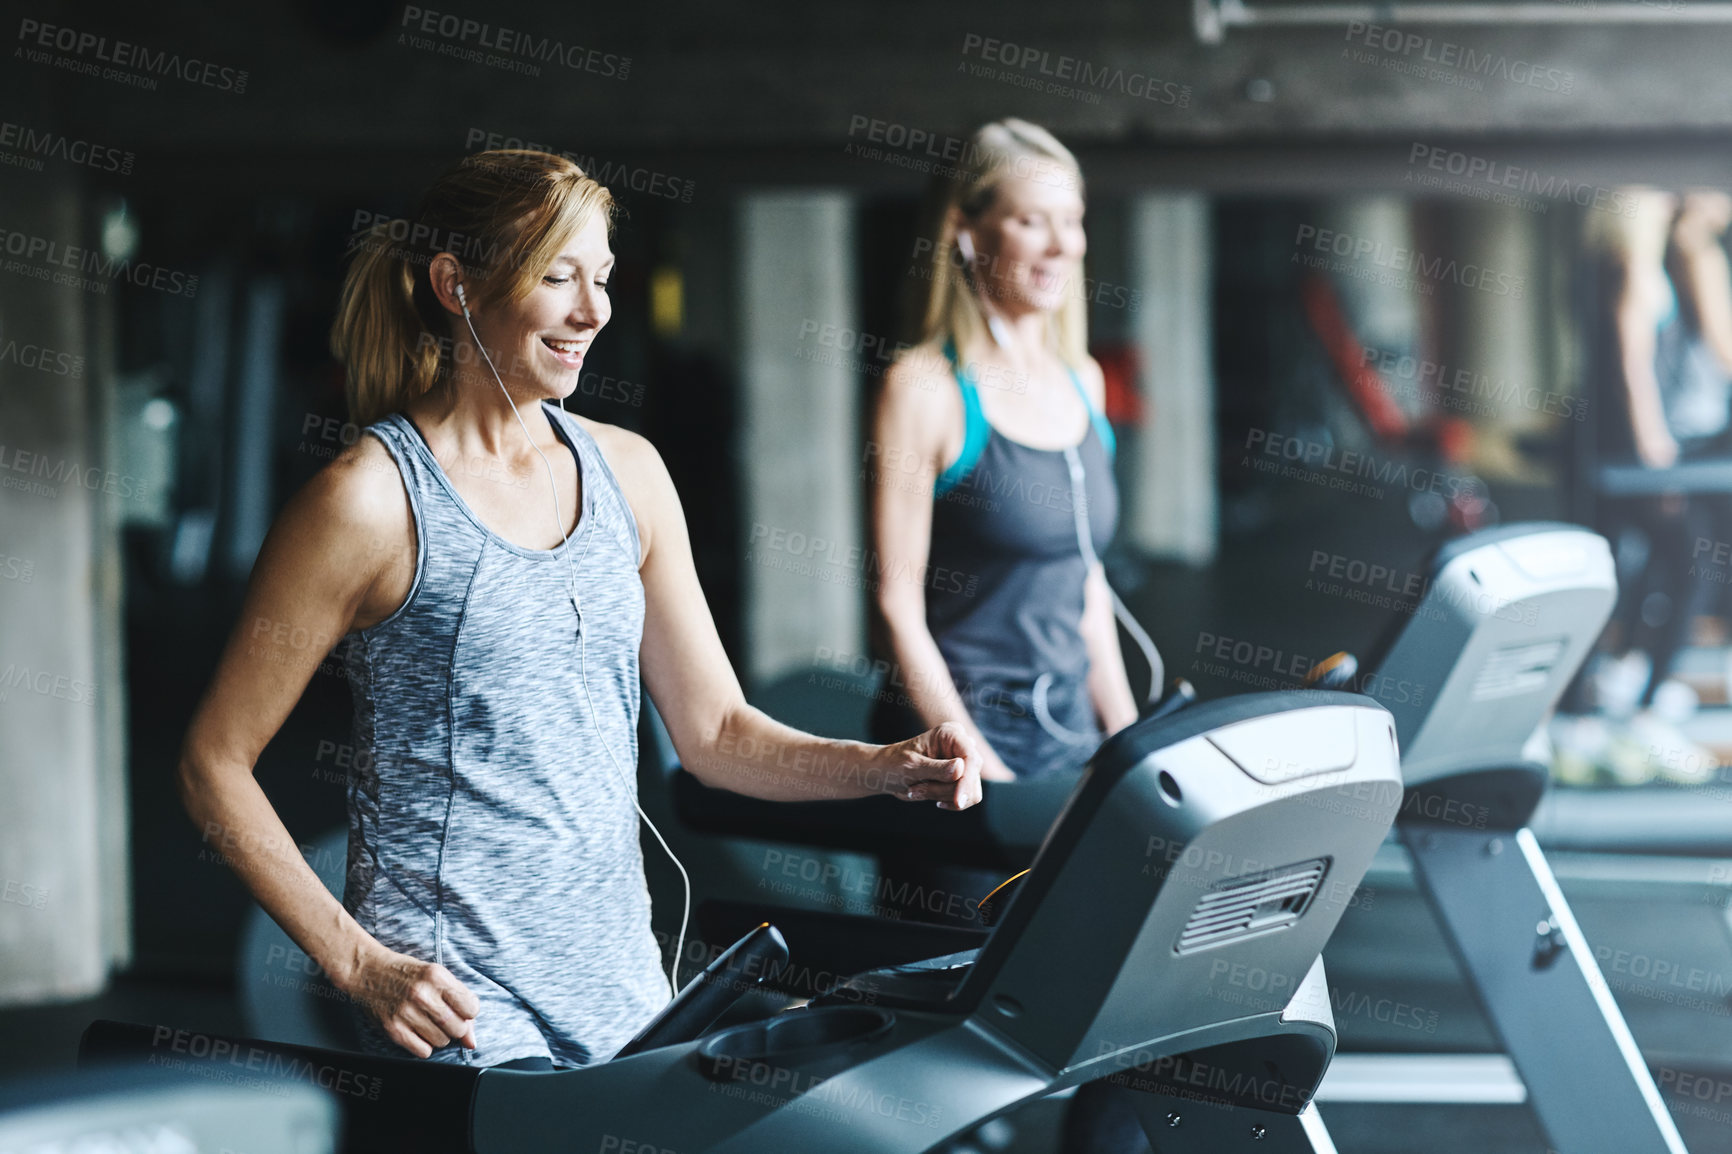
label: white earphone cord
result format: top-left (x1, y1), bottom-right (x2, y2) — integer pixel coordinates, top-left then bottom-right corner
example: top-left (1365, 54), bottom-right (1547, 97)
top-left (460, 298), bottom-right (693, 1001)
top-left (959, 262), bottom-right (1166, 710)
top-left (1064, 445), bottom-right (1164, 710)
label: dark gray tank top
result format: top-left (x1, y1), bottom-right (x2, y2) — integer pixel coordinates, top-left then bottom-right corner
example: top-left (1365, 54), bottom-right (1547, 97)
top-left (341, 401), bottom-right (669, 1068)
top-left (914, 345), bottom-right (1119, 777)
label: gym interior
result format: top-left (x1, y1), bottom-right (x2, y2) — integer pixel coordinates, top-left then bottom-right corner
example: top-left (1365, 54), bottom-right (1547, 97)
top-left (5, 3), bottom-right (1732, 1152)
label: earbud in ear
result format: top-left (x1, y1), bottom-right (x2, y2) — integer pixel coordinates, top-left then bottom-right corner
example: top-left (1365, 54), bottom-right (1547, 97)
top-left (956, 230), bottom-right (980, 267)
top-left (456, 282), bottom-right (470, 317)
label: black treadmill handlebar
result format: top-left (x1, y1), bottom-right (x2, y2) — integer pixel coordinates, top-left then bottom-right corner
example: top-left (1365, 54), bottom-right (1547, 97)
top-left (1597, 459), bottom-right (1732, 495)
top-left (672, 769), bottom-right (1081, 870)
top-left (614, 924), bottom-right (789, 1059)
top-left (1143, 678), bottom-right (1196, 721)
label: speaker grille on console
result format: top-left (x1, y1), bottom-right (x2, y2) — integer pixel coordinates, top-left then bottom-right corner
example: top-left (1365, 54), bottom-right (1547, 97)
top-left (1174, 858), bottom-right (1330, 955)
top-left (1470, 638), bottom-right (1566, 701)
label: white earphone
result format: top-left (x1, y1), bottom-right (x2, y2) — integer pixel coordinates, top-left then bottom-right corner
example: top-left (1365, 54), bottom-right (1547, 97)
top-left (953, 231), bottom-right (1016, 349)
top-left (955, 229), bottom-right (978, 266)
top-left (453, 275), bottom-right (693, 1000)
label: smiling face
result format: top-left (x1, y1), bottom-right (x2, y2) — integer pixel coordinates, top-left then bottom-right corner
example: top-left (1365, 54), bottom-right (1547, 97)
top-left (963, 170), bottom-right (1086, 318)
top-left (460, 209), bottom-right (615, 401)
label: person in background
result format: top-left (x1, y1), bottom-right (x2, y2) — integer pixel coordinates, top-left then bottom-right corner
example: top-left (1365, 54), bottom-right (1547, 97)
top-left (866, 118), bottom-right (1139, 785)
top-left (863, 118), bottom-right (1146, 1154)
top-left (1573, 188), bottom-right (1732, 785)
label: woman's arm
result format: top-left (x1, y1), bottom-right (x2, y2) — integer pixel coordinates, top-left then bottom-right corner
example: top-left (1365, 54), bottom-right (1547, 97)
top-left (867, 350), bottom-right (1017, 781)
top-left (1080, 564), bottom-right (1139, 735)
top-left (599, 421), bottom-right (982, 809)
top-left (176, 437), bottom-right (480, 1058)
top-left (1672, 193), bottom-right (1732, 377)
top-left (1615, 261), bottom-right (1680, 468)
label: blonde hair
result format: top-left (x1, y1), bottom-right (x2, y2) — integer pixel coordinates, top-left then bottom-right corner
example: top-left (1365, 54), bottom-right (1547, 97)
top-left (331, 149), bottom-right (616, 427)
top-left (909, 119), bottom-right (1088, 367)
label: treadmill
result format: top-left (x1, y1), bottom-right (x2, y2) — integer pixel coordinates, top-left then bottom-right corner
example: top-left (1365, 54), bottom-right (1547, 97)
top-left (81, 692), bottom-right (1402, 1153)
top-left (1371, 523), bottom-right (1686, 1153)
top-left (674, 521), bottom-right (1690, 1153)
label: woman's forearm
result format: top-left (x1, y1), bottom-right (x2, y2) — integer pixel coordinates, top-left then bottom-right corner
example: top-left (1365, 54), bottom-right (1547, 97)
top-left (1624, 351), bottom-right (1675, 461)
top-left (680, 700), bottom-right (982, 803)
top-left (1080, 575), bottom-right (1140, 734)
top-left (1085, 642), bottom-right (1139, 734)
top-left (678, 704), bottom-right (899, 801)
top-left (1612, 281), bottom-right (1677, 466)
top-left (177, 757), bottom-right (378, 991)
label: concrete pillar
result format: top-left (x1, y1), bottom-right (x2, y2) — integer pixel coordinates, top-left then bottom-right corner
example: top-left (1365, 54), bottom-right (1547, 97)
top-left (223, 276), bottom-right (284, 579)
top-left (1308, 196), bottom-right (1424, 451)
top-left (1450, 204), bottom-right (1549, 459)
top-left (0, 172), bottom-right (128, 1004)
top-left (1326, 196), bottom-right (1422, 389)
top-left (86, 233), bottom-right (131, 979)
top-left (1127, 194), bottom-right (1217, 565)
top-left (736, 192), bottom-right (862, 689)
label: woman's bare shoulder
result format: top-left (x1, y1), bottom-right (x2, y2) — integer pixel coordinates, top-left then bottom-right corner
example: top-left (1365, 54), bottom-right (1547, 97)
top-left (883, 340), bottom-right (958, 403)
top-left (282, 429), bottom-right (413, 555)
top-left (1075, 353), bottom-right (1108, 411)
top-left (571, 413), bottom-right (663, 484)
top-left (566, 414), bottom-right (673, 562)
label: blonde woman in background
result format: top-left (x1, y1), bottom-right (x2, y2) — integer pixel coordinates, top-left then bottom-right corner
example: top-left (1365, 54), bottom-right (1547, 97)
top-left (1572, 187), bottom-right (1732, 786)
top-left (866, 119), bottom-right (1139, 784)
top-left (865, 118), bottom-right (1145, 1154)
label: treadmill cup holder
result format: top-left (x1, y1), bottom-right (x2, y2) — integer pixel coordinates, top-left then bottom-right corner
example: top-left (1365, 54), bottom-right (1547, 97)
top-left (694, 1006), bottom-right (895, 1083)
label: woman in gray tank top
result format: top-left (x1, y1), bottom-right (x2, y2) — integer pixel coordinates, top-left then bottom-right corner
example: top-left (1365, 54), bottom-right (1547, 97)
top-left (866, 119), bottom-right (1146, 1154)
top-left (174, 150), bottom-right (982, 1074)
top-left (867, 120), bottom-right (1140, 782)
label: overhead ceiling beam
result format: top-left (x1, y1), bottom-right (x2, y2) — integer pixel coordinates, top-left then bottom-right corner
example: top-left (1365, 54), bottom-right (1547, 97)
top-left (1197, 0), bottom-right (1732, 43)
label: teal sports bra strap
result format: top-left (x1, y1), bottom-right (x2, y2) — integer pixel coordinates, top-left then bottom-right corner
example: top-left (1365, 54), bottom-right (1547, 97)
top-left (1657, 269), bottom-right (1680, 331)
top-left (934, 338), bottom-right (991, 496)
top-left (1065, 363), bottom-right (1116, 459)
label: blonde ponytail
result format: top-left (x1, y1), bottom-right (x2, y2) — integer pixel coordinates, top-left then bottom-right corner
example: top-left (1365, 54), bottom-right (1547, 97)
top-left (331, 225), bottom-right (443, 428)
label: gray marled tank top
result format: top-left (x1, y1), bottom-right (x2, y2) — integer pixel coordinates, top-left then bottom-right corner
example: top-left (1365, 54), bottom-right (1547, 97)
top-left (341, 401), bottom-right (669, 1068)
